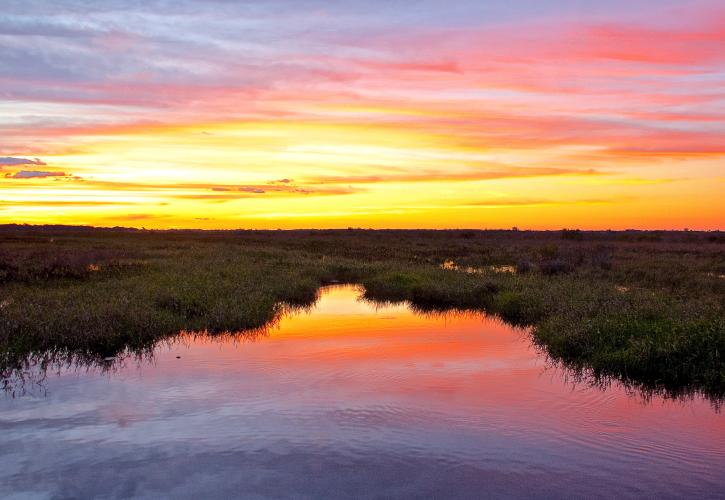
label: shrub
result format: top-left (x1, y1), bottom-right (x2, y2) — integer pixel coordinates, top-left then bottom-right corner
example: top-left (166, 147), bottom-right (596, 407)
top-left (538, 244), bottom-right (559, 259)
top-left (516, 259), bottom-right (533, 274)
top-left (539, 259), bottom-right (574, 276)
top-left (562, 229), bottom-right (583, 240)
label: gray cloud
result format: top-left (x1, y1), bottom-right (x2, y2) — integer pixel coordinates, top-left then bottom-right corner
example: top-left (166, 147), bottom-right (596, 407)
top-left (0, 157), bottom-right (46, 166)
top-left (238, 187), bottom-right (266, 194)
top-left (5, 170), bottom-right (67, 179)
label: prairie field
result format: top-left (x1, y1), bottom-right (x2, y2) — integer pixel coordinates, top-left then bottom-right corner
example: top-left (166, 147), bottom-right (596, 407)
top-left (1, 225), bottom-right (723, 401)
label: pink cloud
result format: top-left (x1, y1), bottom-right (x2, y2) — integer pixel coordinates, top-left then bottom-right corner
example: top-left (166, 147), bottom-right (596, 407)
top-left (2, 2), bottom-right (722, 167)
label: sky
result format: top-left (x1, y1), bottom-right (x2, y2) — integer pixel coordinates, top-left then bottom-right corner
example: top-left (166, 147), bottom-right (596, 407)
top-left (1, 0), bottom-right (723, 229)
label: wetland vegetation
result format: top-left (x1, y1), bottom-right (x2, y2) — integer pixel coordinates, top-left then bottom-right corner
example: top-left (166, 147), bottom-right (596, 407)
top-left (1, 225), bottom-right (723, 401)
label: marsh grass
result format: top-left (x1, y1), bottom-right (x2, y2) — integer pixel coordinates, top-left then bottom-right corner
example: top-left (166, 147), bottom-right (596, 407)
top-left (0, 226), bottom-right (723, 401)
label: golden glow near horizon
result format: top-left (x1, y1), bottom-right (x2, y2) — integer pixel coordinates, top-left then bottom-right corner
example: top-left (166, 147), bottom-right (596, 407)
top-left (1, 2), bottom-right (723, 229)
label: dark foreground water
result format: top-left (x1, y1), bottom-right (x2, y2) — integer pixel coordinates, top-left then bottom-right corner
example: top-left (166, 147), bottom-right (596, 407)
top-left (1, 285), bottom-right (723, 499)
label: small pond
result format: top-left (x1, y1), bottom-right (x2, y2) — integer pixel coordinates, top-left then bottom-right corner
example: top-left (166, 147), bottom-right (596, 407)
top-left (1, 285), bottom-right (723, 499)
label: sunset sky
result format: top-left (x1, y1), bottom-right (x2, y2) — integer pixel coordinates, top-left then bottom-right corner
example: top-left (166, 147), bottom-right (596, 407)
top-left (1, 0), bottom-right (723, 229)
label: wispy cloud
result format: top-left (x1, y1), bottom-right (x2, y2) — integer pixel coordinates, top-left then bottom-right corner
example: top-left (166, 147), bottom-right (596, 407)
top-left (463, 198), bottom-right (622, 208)
top-left (307, 167), bottom-right (601, 184)
top-left (0, 199), bottom-right (135, 207)
top-left (58, 178), bottom-right (360, 198)
top-left (114, 213), bottom-right (166, 221)
top-left (190, 183), bottom-right (359, 198)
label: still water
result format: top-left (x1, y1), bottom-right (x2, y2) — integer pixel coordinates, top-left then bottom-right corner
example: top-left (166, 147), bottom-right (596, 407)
top-left (1, 285), bottom-right (723, 499)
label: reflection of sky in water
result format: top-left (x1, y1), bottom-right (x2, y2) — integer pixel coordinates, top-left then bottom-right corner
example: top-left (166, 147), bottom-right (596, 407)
top-left (1, 286), bottom-right (724, 499)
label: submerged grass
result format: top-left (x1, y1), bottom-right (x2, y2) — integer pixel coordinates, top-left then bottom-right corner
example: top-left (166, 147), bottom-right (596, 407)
top-left (0, 226), bottom-right (723, 401)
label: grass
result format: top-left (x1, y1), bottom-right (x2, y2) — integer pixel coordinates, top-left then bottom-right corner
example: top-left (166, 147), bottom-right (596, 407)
top-left (0, 225), bottom-right (723, 401)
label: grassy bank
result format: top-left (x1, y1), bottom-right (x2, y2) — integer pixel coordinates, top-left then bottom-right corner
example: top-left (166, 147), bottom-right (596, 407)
top-left (1, 226), bottom-right (723, 400)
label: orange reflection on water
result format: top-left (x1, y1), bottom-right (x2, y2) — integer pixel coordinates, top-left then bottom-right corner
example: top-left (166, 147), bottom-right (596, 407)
top-left (2, 285), bottom-right (724, 498)
top-left (153, 286), bottom-right (724, 433)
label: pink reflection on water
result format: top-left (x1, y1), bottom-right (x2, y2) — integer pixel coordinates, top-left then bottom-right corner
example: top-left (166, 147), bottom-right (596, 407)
top-left (2, 285), bottom-right (723, 498)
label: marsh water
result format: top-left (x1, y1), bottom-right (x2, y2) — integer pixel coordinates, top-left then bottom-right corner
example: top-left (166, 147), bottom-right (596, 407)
top-left (1, 285), bottom-right (723, 499)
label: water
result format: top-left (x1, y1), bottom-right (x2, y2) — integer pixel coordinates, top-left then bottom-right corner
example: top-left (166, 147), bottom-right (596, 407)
top-left (1, 285), bottom-right (723, 499)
